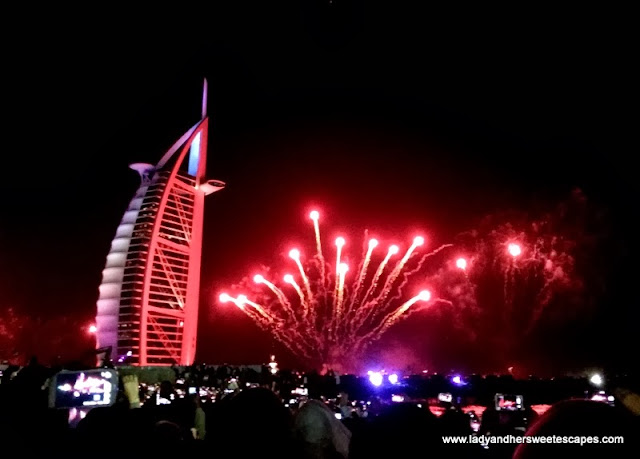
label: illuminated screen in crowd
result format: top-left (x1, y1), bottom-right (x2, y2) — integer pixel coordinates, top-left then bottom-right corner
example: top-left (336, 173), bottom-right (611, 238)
top-left (51, 369), bottom-right (118, 409)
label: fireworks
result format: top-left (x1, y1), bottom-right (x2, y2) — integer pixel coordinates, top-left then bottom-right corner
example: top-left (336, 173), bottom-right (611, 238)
top-left (218, 190), bottom-right (602, 372)
top-left (219, 210), bottom-right (452, 368)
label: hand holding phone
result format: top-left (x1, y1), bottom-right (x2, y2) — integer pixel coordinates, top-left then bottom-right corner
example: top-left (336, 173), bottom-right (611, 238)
top-left (122, 374), bottom-right (141, 408)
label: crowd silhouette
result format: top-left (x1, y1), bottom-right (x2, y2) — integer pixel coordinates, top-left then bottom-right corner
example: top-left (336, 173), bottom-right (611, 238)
top-left (0, 358), bottom-right (638, 458)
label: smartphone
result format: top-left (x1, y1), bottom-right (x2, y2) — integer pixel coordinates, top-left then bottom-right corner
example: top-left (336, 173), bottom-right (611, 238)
top-left (438, 392), bottom-right (453, 403)
top-left (188, 386), bottom-right (197, 395)
top-left (495, 394), bottom-right (524, 411)
top-left (49, 369), bottom-right (119, 409)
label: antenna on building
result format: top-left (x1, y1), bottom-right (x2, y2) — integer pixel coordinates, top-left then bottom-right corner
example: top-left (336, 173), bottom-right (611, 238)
top-left (202, 78), bottom-right (208, 119)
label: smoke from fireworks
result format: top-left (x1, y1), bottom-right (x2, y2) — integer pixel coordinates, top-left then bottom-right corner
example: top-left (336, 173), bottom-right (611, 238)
top-left (416, 188), bottom-right (605, 371)
top-left (220, 210), bottom-right (451, 368)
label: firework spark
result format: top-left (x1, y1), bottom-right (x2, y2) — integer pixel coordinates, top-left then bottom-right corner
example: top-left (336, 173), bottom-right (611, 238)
top-left (219, 210), bottom-right (450, 368)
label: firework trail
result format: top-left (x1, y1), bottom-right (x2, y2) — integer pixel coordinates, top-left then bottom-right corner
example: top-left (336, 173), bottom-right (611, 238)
top-left (253, 275), bottom-right (296, 321)
top-left (352, 244), bottom-right (398, 324)
top-left (309, 210), bottom-right (326, 285)
top-left (219, 210), bottom-right (447, 368)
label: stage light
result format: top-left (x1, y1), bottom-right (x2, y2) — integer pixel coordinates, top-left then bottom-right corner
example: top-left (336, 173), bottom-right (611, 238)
top-left (590, 373), bottom-right (603, 387)
top-left (368, 371), bottom-right (383, 387)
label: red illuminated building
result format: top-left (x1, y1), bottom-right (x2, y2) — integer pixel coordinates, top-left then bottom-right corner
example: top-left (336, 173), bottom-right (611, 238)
top-left (95, 80), bottom-right (224, 365)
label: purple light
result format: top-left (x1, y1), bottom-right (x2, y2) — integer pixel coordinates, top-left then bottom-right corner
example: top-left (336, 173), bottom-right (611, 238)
top-left (451, 375), bottom-right (463, 385)
top-left (388, 373), bottom-right (399, 385)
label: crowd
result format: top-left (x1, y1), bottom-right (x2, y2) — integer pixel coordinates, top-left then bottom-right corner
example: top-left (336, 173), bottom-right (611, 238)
top-left (0, 358), bottom-right (638, 458)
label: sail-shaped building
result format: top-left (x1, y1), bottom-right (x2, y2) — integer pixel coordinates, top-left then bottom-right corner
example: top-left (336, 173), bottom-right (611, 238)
top-left (95, 81), bottom-right (224, 365)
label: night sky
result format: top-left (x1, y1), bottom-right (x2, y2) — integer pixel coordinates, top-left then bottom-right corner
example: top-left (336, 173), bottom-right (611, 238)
top-left (1, 5), bottom-right (636, 374)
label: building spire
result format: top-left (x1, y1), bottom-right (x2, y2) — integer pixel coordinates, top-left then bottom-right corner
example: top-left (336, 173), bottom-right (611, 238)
top-left (201, 78), bottom-right (208, 119)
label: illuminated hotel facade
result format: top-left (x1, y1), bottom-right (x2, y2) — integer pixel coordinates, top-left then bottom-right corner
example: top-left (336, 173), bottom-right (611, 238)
top-left (95, 81), bottom-right (224, 365)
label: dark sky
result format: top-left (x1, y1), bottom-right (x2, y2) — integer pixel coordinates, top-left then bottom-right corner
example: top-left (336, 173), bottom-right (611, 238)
top-left (1, 4), bottom-right (636, 373)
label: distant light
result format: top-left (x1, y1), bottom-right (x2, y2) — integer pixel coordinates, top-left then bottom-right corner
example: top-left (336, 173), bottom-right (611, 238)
top-left (334, 412), bottom-right (342, 420)
top-left (289, 249), bottom-right (300, 260)
top-left (391, 394), bottom-right (404, 402)
top-left (607, 395), bottom-right (615, 402)
top-left (219, 293), bottom-right (231, 303)
top-left (338, 263), bottom-right (349, 275)
top-left (590, 373), bottom-right (603, 386)
top-left (452, 375), bottom-right (463, 385)
top-left (417, 403), bottom-right (423, 408)
top-left (369, 371), bottom-right (383, 387)
top-left (508, 243), bottom-right (522, 258)
top-left (179, 321), bottom-right (184, 327)
top-left (389, 245), bottom-right (399, 255)
top-left (253, 274), bottom-right (265, 284)
top-left (335, 237), bottom-right (345, 247)
top-left (456, 258), bottom-right (467, 270)
top-left (310, 210), bottom-right (319, 221)
top-left (284, 274), bottom-right (294, 283)
top-left (369, 238), bottom-right (379, 248)
top-left (88, 325), bottom-right (97, 334)
top-left (388, 373), bottom-right (399, 385)
top-left (126, 351), bottom-right (132, 357)
top-left (418, 290), bottom-right (431, 301)
top-left (414, 236), bottom-right (425, 246)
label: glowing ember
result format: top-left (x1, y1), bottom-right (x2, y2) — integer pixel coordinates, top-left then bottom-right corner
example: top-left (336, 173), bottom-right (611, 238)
top-left (220, 209), bottom-right (452, 369)
top-left (507, 243), bottom-right (522, 258)
top-left (456, 257), bottom-right (467, 270)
